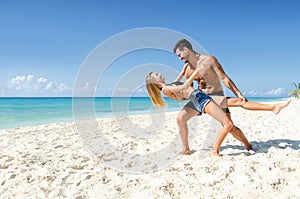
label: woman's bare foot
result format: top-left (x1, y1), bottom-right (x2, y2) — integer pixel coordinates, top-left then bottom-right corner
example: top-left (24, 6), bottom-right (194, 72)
top-left (181, 149), bottom-right (191, 155)
top-left (273, 99), bottom-right (291, 114)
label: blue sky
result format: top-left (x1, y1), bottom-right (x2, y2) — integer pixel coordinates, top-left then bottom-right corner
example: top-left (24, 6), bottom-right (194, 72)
top-left (0, 0), bottom-right (299, 97)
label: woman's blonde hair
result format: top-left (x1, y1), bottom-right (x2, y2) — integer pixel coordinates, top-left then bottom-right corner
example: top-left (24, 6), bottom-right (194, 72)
top-left (145, 72), bottom-right (166, 109)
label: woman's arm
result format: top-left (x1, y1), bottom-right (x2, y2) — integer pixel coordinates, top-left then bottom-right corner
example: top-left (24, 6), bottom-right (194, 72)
top-left (163, 68), bottom-right (200, 94)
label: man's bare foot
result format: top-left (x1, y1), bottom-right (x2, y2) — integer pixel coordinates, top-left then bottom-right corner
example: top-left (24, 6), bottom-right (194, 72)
top-left (211, 151), bottom-right (222, 157)
top-left (273, 99), bottom-right (291, 114)
top-left (246, 144), bottom-right (253, 151)
top-left (181, 149), bottom-right (191, 155)
top-left (245, 142), bottom-right (257, 155)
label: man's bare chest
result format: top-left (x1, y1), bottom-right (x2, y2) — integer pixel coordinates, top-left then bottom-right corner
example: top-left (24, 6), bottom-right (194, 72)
top-left (186, 65), bottom-right (211, 79)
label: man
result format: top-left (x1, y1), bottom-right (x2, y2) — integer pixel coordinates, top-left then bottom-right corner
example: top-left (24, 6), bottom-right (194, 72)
top-left (172, 39), bottom-right (252, 155)
top-left (173, 39), bottom-right (290, 155)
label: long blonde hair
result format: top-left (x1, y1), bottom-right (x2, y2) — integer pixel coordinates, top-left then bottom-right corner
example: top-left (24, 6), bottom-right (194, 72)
top-left (145, 72), bottom-right (166, 109)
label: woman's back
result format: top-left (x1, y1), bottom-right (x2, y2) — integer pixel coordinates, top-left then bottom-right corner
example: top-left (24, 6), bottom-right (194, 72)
top-left (166, 82), bottom-right (195, 101)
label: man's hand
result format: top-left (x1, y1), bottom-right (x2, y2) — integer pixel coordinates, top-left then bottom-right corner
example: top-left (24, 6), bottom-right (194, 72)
top-left (199, 79), bottom-right (207, 89)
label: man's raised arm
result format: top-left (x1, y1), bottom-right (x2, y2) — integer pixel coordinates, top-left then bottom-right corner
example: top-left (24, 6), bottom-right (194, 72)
top-left (209, 56), bottom-right (246, 101)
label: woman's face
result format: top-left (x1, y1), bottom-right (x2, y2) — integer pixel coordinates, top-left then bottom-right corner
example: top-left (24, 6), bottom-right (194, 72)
top-left (151, 72), bottom-right (165, 83)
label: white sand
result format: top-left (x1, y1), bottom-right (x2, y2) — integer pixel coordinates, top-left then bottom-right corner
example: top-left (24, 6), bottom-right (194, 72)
top-left (0, 99), bottom-right (299, 198)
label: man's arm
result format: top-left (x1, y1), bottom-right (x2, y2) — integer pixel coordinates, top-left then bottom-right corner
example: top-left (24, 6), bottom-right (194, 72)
top-left (175, 63), bottom-right (189, 82)
top-left (163, 68), bottom-right (200, 94)
top-left (209, 56), bottom-right (246, 100)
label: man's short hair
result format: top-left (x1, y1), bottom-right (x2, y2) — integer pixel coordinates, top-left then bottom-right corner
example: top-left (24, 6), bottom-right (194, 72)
top-left (173, 39), bottom-right (193, 53)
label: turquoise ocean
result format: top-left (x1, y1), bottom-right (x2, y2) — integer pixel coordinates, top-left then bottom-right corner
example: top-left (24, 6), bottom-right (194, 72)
top-left (0, 97), bottom-right (288, 130)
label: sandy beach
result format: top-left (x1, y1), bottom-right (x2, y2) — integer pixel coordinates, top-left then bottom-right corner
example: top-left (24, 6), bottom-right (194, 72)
top-left (0, 99), bottom-right (299, 198)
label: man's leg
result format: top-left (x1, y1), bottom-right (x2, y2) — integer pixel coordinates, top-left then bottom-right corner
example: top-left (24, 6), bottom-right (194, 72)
top-left (226, 114), bottom-right (253, 150)
top-left (211, 95), bottom-right (252, 150)
top-left (203, 101), bottom-right (234, 156)
top-left (176, 102), bottom-right (199, 155)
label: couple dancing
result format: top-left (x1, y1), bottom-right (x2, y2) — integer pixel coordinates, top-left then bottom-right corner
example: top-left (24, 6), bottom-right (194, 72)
top-left (146, 39), bottom-right (291, 157)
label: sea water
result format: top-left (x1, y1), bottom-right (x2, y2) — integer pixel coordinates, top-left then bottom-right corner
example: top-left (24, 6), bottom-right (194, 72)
top-left (0, 97), bottom-right (288, 130)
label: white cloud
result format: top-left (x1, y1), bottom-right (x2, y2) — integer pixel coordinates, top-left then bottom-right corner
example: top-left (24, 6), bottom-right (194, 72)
top-left (27, 75), bottom-right (34, 82)
top-left (3, 74), bottom-right (71, 96)
top-left (243, 89), bottom-right (258, 96)
top-left (263, 87), bottom-right (284, 96)
top-left (37, 77), bottom-right (47, 83)
top-left (15, 75), bottom-right (25, 82)
top-left (8, 75), bottom-right (28, 90)
top-left (57, 83), bottom-right (68, 93)
top-left (44, 82), bottom-right (54, 90)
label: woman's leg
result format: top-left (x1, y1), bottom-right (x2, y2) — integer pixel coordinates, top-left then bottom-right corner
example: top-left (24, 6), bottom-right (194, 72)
top-left (204, 101), bottom-right (234, 156)
top-left (222, 98), bottom-right (291, 114)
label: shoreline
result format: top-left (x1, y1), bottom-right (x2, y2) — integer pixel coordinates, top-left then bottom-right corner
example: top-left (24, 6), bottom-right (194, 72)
top-left (0, 98), bottom-right (293, 131)
top-left (0, 98), bottom-right (299, 198)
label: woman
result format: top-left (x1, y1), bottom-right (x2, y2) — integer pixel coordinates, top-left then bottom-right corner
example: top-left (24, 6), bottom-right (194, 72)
top-left (145, 69), bottom-right (251, 157)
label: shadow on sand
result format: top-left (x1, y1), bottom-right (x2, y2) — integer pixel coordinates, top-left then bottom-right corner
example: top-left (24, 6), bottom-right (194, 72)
top-left (220, 138), bottom-right (300, 156)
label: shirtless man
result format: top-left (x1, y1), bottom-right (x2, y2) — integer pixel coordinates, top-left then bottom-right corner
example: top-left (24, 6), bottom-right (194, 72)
top-left (173, 39), bottom-right (290, 155)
